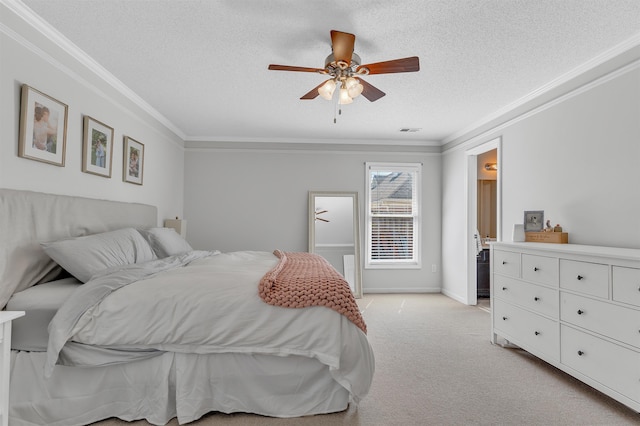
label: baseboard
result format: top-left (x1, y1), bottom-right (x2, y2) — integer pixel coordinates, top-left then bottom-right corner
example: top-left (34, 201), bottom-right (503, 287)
top-left (440, 288), bottom-right (466, 304)
top-left (364, 287), bottom-right (441, 294)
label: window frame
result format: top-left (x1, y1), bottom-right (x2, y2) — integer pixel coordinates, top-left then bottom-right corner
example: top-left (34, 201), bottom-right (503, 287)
top-left (365, 162), bottom-right (422, 269)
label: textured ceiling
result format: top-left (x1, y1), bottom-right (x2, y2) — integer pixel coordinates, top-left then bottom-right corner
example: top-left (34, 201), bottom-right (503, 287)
top-left (19, 0), bottom-right (640, 145)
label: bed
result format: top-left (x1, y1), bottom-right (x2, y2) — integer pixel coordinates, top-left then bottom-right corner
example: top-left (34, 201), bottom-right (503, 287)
top-left (0, 189), bottom-right (374, 426)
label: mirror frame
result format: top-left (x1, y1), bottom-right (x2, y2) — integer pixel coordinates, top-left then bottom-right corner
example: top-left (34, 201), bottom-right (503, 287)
top-left (308, 191), bottom-right (362, 298)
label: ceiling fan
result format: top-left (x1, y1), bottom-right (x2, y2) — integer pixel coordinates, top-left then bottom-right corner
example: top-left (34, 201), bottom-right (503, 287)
top-left (268, 30), bottom-right (419, 104)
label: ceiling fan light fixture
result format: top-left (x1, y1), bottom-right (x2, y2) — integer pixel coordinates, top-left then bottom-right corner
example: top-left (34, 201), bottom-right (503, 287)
top-left (484, 163), bottom-right (498, 171)
top-left (268, 30), bottom-right (418, 107)
top-left (338, 86), bottom-right (353, 105)
top-left (318, 79), bottom-right (337, 100)
top-left (346, 77), bottom-right (364, 98)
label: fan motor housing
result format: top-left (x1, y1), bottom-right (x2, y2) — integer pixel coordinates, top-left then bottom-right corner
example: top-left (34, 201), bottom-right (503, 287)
top-left (324, 52), bottom-right (361, 71)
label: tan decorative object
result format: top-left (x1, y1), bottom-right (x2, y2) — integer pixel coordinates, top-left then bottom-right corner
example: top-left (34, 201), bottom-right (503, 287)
top-left (164, 218), bottom-right (186, 237)
top-left (525, 231), bottom-right (568, 244)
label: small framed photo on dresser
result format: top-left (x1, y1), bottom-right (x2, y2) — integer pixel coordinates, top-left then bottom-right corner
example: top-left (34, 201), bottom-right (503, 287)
top-left (524, 210), bottom-right (544, 232)
top-left (123, 136), bottom-right (144, 185)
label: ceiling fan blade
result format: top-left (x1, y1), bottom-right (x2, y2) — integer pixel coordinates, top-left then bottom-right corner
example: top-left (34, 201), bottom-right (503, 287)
top-left (268, 64), bottom-right (326, 73)
top-left (330, 30), bottom-right (355, 65)
top-left (300, 80), bottom-right (328, 100)
top-left (359, 78), bottom-right (386, 102)
top-left (357, 56), bottom-right (420, 75)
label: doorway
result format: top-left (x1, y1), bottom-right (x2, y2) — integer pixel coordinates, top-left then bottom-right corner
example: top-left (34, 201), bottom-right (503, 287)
top-left (465, 137), bottom-right (501, 306)
top-left (476, 149), bottom-right (497, 299)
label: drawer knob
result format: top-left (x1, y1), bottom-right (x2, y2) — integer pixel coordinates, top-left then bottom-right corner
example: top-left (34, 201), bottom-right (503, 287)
top-left (502, 261), bottom-right (507, 265)
top-left (533, 267), bottom-right (539, 272)
top-left (577, 309), bottom-right (584, 315)
top-left (578, 350), bottom-right (585, 356)
top-left (502, 286), bottom-right (507, 291)
top-left (534, 331), bottom-right (540, 336)
top-left (534, 297), bottom-right (540, 301)
top-left (502, 316), bottom-right (508, 321)
top-left (577, 275), bottom-right (584, 280)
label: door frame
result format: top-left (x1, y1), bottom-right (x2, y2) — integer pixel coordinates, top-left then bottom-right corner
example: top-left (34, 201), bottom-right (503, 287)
top-left (465, 137), bottom-right (502, 304)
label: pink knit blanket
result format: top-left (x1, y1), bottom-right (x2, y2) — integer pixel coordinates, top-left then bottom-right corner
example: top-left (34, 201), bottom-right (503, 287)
top-left (259, 250), bottom-right (367, 334)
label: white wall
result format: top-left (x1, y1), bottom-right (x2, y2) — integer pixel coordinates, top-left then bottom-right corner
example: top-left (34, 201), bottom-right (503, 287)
top-left (7, 1), bottom-right (638, 303)
top-left (0, 2), bottom-right (185, 224)
top-left (184, 145), bottom-right (442, 293)
top-left (441, 53), bottom-right (640, 303)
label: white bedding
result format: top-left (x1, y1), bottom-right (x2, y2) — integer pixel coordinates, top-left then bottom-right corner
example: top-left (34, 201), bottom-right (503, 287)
top-left (11, 351), bottom-right (349, 425)
top-left (6, 277), bottom-right (80, 351)
top-left (1, 188), bottom-right (374, 425)
top-left (45, 250), bottom-right (374, 403)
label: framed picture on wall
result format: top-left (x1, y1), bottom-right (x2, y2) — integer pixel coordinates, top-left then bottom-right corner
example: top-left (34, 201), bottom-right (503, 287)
top-left (18, 84), bottom-right (68, 166)
top-left (123, 136), bottom-right (144, 185)
top-left (524, 210), bottom-right (544, 232)
top-left (82, 116), bottom-right (114, 178)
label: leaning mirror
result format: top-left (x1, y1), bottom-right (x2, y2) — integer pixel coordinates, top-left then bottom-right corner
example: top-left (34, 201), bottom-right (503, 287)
top-left (308, 191), bottom-right (362, 298)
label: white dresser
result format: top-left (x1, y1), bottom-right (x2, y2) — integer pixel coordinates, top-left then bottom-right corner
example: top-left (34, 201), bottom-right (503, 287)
top-left (0, 311), bottom-right (24, 426)
top-left (491, 242), bottom-right (640, 412)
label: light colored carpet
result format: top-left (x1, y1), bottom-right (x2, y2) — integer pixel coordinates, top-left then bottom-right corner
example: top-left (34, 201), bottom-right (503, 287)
top-left (93, 294), bottom-right (639, 426)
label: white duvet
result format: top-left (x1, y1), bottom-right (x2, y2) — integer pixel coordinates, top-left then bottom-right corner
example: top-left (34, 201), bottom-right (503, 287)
top-left (46, 250), bottom-right (374, 402)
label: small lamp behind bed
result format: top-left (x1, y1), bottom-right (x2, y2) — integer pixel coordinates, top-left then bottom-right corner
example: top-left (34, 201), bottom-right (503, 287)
top-left (164, 217), bottom-right (187, 237)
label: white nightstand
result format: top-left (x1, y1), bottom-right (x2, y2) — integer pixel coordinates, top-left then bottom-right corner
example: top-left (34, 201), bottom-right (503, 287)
top-left (0, 311), bottom-right (24, 426)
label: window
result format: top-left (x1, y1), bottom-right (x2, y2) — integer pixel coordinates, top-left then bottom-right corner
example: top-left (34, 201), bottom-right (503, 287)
top-left (365, 162), bottom-right (421, 268)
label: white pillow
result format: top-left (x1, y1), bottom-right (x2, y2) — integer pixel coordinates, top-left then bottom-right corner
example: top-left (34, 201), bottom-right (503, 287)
top-left (138, 227), bottom-right (193, 258)
top-left (41, 228), bottom-right (156, 283)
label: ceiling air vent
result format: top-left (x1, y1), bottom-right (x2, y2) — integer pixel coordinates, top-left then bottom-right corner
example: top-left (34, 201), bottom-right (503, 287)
top-left (399, 128), bottom-right (421, 132)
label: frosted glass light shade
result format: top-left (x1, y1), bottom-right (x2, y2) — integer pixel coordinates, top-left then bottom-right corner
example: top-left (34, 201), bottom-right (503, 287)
top-left (345, 77), bottom-right (363, 98)
top-left (318, 80), bottom-right (336, 100)
top-left (338, 87), bottom-right (353, 105)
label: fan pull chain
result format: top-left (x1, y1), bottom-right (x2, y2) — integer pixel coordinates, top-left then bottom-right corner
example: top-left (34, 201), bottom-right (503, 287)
top-left (333, 95), bottom-right (342, 124)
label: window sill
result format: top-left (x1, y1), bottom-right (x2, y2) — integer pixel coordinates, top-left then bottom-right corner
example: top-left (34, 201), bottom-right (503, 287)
top-left (365, 263), bottom-right (422, 270)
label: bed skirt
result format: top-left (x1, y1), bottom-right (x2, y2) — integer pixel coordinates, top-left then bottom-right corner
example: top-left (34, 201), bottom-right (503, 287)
top-left (10, 350), bottom-right (350, 425)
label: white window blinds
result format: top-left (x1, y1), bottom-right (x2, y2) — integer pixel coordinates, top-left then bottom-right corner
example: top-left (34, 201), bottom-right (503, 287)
top-left (366, 163), bottom-right (421, 268)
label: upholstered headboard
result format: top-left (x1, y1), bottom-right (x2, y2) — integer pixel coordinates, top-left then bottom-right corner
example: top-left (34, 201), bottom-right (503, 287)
top-left (0, 189), bottom-right (157, 308)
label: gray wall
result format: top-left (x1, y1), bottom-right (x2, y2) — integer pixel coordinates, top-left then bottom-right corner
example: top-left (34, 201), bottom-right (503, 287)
top-left (441, 54), bottom-right (640, 303)
top-left (6, 1), bottom-right (639, 302)
top-left (184, 146), bottom-right (442, 293)
top-left (1, 3), bottom-right (185, 223)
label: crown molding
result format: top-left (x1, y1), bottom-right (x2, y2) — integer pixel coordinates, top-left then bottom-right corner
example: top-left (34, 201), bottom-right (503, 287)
top-left (3, 0), bottom-right (186, 141)
top-left (442, 57), bottom-right (640, 155)
top-left (186, 134), bottom-right (440, 147)
top-left (185, 139), bottom-right (442, 154)
top-left (442, 32), bottom-right (640, 149)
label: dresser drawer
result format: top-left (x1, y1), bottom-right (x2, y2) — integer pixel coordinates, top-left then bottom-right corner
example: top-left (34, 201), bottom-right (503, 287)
top-left (522, 254), bottom-right (558, 286)
top-left (560, 259), bottom-right (608, 298)
top-left (561, 292), bottom-right (640, 349)
top-left (613, 266), bottom-right (640, 308)
top-left (493, 299), bottom-right (559, 361)
top-left (494, 274), bottom-right (558, 318)
top-left (561, 325), bottom-right (640, 403)
top-left (493, 250), bottom-right (520, 278)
